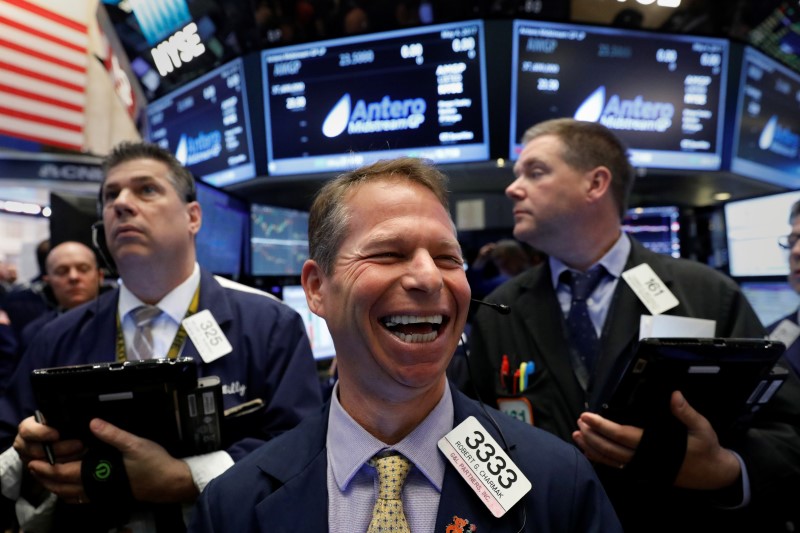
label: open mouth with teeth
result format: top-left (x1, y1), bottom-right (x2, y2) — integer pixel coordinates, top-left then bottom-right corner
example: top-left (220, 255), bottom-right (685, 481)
top-left (380, 314), bottom-right (446, 343)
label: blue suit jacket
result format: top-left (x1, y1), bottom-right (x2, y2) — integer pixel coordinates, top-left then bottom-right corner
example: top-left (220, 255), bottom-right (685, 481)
top-left (190, 387), bottom-right (622, 533)
top-left (0, 269), bottom-right (322, 461)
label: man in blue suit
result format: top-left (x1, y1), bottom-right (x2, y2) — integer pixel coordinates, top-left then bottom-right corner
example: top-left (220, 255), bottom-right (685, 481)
top-left (190, 157), bottom-right (621, 532)
top-left (768, 198), bottom-right (800, 376)
top-left (0, 142), bottom-right (321, 531)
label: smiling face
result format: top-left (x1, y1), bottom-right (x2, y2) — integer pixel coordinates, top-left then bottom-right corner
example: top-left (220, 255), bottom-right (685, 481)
top-left (303, 177), bottom-right (470, 405)
top-left (101, 158), bottom-right (201, 272)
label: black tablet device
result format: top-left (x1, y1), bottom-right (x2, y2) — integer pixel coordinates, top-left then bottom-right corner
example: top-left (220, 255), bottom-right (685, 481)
top-left (599, 338), bottom-right (787, 432)
top-left (31, 358), bottom-right (202, 457)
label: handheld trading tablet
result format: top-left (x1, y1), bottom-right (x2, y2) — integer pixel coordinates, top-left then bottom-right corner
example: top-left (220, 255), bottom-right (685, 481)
top-left (599, 337), bottom-right (788, 432)
top-left (31, 358), bottom-right (221, 457)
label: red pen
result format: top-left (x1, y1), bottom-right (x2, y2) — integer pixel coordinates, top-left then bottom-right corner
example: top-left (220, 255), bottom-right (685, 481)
top-left (500, 354), bottom-right (510, 392)
top-left (512, 369), bottom-right (521, 395)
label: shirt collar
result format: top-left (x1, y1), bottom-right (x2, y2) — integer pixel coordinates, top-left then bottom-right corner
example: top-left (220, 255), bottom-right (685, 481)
top-left (549, 232), bottom-right (631, 289)
top-left (327, 380), bottom-right (453, 493)
top-left (118, 262), bottom-right (201, 323)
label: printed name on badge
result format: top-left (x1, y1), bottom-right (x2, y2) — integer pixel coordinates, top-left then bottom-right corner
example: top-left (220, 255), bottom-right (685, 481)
top-left (183, 310), bottom-right (233, 363)
top-left (621, 263), bottom-right (679, 315)
top-left (438, 416), bottom-right (532, 518)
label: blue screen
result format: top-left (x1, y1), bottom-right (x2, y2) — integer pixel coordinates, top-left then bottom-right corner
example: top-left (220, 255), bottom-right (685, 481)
top-left (730, 46), bottom-right (800, 189)
top-left (623, 206), bottom-right (681, 258)
top-left (510, 20), bottom-right (728, 170)
top-left (146, 57), bottom-right (257, 187)
top-left (261, 20), bottom-right (490, 176)
top-left (250, 204), bottom-right (309, 276)
top-left (195, 181), bottom-right (248, 277)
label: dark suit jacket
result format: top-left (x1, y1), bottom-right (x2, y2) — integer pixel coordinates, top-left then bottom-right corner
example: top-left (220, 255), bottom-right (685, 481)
top-left (468, 237), bottom-right (800, 532)
top-left (190, 387), bottom-right (622, 533)
top-left (768, 311), bottom-right (800, 377)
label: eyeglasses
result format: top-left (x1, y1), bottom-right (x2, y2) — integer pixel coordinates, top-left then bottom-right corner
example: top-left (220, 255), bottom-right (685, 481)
top-left (778, 234), bottom-right (800, 250)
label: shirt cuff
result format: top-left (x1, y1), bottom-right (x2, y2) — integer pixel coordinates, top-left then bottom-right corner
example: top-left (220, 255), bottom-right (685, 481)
top-left (727, 451), bottom-right (751, 509)
top-left (0, 447), bottom-right (23, 500)
top-left (182, 451), bottom-right (234, 493)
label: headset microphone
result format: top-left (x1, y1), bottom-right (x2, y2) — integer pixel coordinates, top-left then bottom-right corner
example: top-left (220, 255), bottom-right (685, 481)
top-left (91, 222), bottom-right (116, 275)
top-left (470, 298), bottom-right (511, 315)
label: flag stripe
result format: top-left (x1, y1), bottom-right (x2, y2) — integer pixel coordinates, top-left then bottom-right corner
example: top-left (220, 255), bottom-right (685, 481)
top-left (0, 14), bottom-right (85, 54)
top-left (0, 104), bottom-right (82, 132)
top-left (2, 0), bottom-right (86, 33)
top-left (0, 0), bottom-right (87, 151)
top-left (0, 81), bottom-right (82, 113)
top-left (0, 119), bottom-right (83, 150)
top-left (0, 45), bottom-right (86, 85)
top-left (1, 92), bottom-right (83, 125)
top-left (2, 70), bottom-right (84, 107)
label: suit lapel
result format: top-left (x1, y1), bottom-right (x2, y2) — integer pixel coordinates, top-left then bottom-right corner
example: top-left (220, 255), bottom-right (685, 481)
top-left (253, 404), bottom-right (330, 531)
top-left (77, 293), bottom-right (118, 362)
top-left (518, 264), bottom-right (585, 409)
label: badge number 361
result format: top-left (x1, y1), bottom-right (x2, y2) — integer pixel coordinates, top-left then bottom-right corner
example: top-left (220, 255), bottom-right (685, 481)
top-left (438, 416), bottom-right (531, 517)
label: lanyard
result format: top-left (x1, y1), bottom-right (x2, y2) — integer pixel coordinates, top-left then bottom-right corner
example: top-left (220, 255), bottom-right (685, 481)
top-left (115, 285), bottom-right (201, 362)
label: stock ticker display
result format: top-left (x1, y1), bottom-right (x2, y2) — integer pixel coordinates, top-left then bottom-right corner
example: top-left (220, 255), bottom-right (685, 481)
top-left (261, 19), bottom-right (490, 176)
top-left (731, 46), bottom-right (800, 189)
top-left (510, 20), bottom-right (728, 170)
top-left (250, 204), bottom-right (309, 276)
top-left (146, 57), bottom-right (257, 187)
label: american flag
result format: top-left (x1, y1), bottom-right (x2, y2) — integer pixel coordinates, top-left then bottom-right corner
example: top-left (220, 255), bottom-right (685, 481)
top-left (0, 0), bottom-right (88, 151)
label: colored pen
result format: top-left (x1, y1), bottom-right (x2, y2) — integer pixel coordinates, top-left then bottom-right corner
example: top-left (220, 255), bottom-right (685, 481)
top-left (519, 362), bottom-right (527, 393)
top-left (500, 354), bottom-right (510, 392)
top-left (524, 360), bottom-right (535, 389)
top-left (512, 369), bottom-right (521, 395)
top-left (34, 410), bottom-right (56, 465)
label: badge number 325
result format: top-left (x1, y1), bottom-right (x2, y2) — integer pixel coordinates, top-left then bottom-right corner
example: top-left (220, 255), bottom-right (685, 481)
top-left (438, 416), bottom-right (531, 517)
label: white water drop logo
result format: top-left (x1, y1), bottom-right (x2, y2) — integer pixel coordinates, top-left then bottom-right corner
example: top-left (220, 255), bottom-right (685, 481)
top-left (175, 134), bottom-right (188, 165)
top-left (574, 86), bottom-right (605, 122)
top-left (758, 115), bottom-right (777, 150)
top-left (322, 94), bottom-right (351, 138)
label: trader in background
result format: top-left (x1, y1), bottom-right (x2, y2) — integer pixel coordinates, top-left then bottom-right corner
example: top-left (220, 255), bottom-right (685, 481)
top-left (467, 118), bottom-right (800, 532)
top-left (18, 241), bottom-right (105, 352)
top-left (0, 141), bottom-right (322, 532)
top-left (768, 198), bottom-right (800, 376)
top-left (190, 157), bottom-right (621, 532)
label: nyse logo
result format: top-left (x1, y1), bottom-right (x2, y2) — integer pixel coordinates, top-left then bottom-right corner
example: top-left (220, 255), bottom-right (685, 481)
top-left (321, 93), bottom-right (426, 138)
top-left (574, 86), bottom-right (674, 132)
top-left (151, 22), bottom-right (206, 77)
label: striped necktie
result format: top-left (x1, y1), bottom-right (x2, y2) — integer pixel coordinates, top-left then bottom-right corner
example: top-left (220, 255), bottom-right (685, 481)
top-left (129, 305), bottom-right (162, 360)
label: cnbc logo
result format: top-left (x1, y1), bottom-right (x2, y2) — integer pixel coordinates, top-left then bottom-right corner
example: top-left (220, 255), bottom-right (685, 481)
top-left (758, 115), bottom-right (799, 158)
top-left (322, 93), bottom-right (426, 138)
top-left (574, 86), bottom-right (674, 133)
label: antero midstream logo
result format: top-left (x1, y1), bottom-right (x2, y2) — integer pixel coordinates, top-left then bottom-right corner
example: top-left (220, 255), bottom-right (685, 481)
top-left (321, 93), bottom-right (426, 138)
top-left (758, 115), bottom-right (799, 158)
top-left (574, 86), bottom-right (674, 132)
top-left (175, 131), bottom-right (223, 166)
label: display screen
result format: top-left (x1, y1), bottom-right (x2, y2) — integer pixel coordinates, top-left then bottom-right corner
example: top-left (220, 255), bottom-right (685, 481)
top-left (281, 285), bottom-right (336, 360)
top-left (146, 57), bottom-right (257, 187)
top-left (261, 20), bottom-right (490, 176)
top-left (739, 280), bottom-right (799, 328)
top-left (725, 190), bottom-right (800, 278)
top-left (250, 204), bottom-right (309, 276)
top-left (730, 46), bottom-right (800, 189)
top-left (623, 206), bottom-right (681, 258)
top-left (510, 20), bottom-right (728, 170)
top-left (195, 181), bottom-right (248, 277)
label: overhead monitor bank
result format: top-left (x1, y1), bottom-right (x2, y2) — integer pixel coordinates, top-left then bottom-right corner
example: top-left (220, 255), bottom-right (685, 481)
top-left (261, 20), bottom-right (490, 176)
top-left (510, 20), bottom-right (728, 171)
top-left (730, 46), bottom-right (800, 190)
top-left (145, 57), bottom-right (257, 187)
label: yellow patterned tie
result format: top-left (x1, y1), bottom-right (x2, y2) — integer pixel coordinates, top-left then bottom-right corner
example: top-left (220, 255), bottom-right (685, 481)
top-left (367, 453), bottom-right (411, 533)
